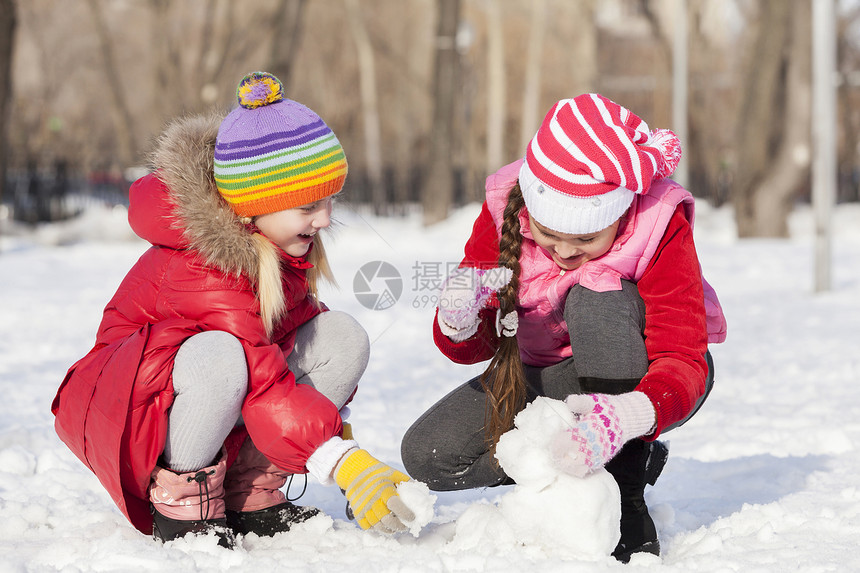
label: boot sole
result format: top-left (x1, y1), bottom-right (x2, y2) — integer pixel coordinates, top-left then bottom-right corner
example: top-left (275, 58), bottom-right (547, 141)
top-left (612, 540), bottom-right (660, 563)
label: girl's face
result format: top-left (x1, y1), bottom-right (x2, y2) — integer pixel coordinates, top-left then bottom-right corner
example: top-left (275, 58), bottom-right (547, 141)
top-left (528, 215), bottom-right (621, 271)
top-left (254, 196), bottom-right (333, 257)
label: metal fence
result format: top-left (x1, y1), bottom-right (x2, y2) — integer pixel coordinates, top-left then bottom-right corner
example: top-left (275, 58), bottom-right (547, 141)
top-left (2, 166), bottom-right (130, 224)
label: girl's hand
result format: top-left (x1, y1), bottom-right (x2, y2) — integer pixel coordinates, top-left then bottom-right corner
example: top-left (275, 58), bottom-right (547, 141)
top-left (335, 448), bottom-right (414, 534)
top-left (551, 392), bottom-right (656, 478)
top-left (437, 267), bottom-right (512, 342)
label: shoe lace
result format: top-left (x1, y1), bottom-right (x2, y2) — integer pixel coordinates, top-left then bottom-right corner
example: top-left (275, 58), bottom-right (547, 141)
top-left (187, 469), bottom-right (216, 521)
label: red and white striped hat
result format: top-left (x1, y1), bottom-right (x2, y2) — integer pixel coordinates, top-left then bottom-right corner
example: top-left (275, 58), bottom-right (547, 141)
top-left (518, 93), bottom-right (681, 234)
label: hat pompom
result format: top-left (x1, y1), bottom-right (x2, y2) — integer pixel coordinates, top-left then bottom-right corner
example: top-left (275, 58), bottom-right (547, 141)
top-left (236, 72), bottom-right (284, 109)
top-left (649, 128), bottom-right (682, 179)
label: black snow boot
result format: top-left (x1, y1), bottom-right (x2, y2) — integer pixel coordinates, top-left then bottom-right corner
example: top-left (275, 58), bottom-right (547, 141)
top-left (605, 439), bottom-right (669, 563)
top-left (151, 506), bottom-right (236, 549)
top-left (226, 501), bottom-right (320, 537)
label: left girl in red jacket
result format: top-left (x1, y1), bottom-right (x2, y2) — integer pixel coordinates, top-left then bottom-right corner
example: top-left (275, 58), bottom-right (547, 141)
top-left (52, 72), bottom-right (419, 548)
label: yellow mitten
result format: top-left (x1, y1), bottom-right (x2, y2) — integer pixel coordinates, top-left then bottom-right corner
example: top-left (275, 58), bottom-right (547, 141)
top-left (334, 449), bottom-right (414, 534)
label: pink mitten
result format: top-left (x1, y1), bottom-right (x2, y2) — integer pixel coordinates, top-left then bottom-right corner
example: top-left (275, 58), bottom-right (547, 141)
top-left (437, 267), bottom-right (512, 342)
top-left (552, 392), bottom-right (656, 478)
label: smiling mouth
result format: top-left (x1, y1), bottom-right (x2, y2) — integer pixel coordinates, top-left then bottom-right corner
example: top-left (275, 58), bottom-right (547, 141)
top-left (555, 253), bottom-right (584, 268)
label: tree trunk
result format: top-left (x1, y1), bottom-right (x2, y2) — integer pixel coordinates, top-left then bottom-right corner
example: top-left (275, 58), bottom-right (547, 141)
top-left (836, 8), bottom-right (860, 203)
top-left (343, 0), bottom-right (384, 211)
top-left (195, 0), bottom-right (229, 105)
top-left (393, 1), bottom-right (432, 210)
top-left (565, 0), bottom-right (597, 95)
top-left (733, 0), bottom-right (810, 238)
top-left (0, 0), bottom-right (15, 209)
top-left (686, 1), bottom-right (725, 205)
top-left (750, 0), bottom-right (811, 237)
top-left (640, 0), bottom-right (674, 132)
top-left (484, 0), bottom-right (505, 175)
top-left (200, 0), bottom-right (238, 92)
top-left (150, 0), bottom-right (183, 120)
top-left (519, 0), bottom-right (545, 149)
top-left (422, 0), bottom-right (460, 225)
top-left (266, 0), bottom-right (307, 92)
top-left (86, 0), bottom-right (138, 167)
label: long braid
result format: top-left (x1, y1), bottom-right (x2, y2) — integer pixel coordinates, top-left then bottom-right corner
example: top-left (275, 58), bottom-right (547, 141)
top-left (479, 183), bottom-right (528, 449)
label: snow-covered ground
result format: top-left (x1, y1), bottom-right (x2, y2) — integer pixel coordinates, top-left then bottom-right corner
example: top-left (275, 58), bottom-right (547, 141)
top-left (1, 198), bottom-right (859, 572)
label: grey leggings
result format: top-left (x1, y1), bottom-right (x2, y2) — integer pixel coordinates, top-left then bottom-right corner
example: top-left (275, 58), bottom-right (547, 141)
top-left (401, 281), bottom-right (713, 491)
top-left (162, 311), bottom-right (370, 472)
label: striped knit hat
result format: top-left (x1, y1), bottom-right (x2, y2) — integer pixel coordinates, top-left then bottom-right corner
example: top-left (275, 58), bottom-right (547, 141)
top-left (518, 93), bottom-right (681, 234)
top-left (214, 72), bottom-right (347, 217)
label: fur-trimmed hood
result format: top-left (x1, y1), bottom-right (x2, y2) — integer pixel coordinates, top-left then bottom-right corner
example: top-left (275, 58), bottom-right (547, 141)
top-left (128, 112), bottom-right (262, 282)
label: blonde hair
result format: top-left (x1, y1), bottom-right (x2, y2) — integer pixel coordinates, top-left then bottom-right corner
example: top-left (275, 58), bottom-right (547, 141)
top-left (253, 232), bottom-right (336, 338)
top-left (479, 183), bottom-right (529, 449)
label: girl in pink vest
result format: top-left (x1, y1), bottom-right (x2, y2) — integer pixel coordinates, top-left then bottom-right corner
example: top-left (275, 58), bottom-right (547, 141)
top-left (402, 94), bottom-right (726, 562)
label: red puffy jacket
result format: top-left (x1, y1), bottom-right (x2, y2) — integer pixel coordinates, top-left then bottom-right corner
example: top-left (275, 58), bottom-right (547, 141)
top-left (51, 115), bottom-right (342, 533)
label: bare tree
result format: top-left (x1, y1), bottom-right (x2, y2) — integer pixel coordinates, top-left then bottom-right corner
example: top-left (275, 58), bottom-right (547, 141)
top-left (0, 0), bottom-right (15, 208)
top-left (391, 2), bottom-right (432, 210)
top-left (837, 5), bottom-right (860, 203)
top-left (150, 0), bottom-right (183, 121)
top-left (733, 0), bottom-right (811, 237)
top-left (519, 0), bottom-right (545, 149)
top-left (638, 0), bottom-right (673, 128)
top-left (266, 0), bottom-right (307, 92)
top-left (85, 0), bottom-right (138, 167)
top-left (194, 0), bottom-right (239, 106)
top-left (423, 0), bottom-right (461, 225)
top-left (343, 0), bottom-right (384, 210)
top-left (483, 0), bottom-right (505, 174)
top-left (150, 1), bottom-right (262, 120)
top-left (685, 0), bottom-right (734, 205)
top-left (560, 0), bottom-right (597, 98)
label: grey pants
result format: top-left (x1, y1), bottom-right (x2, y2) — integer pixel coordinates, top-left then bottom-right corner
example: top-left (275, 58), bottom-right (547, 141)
top-left (401, 281), bottom-right (713, 491)
top-left (163, 311), bottom-right (370, 472)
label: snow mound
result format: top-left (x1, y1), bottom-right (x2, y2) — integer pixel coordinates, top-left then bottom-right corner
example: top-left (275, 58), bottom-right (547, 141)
top-left (396, 479), bottom-right (436, 536)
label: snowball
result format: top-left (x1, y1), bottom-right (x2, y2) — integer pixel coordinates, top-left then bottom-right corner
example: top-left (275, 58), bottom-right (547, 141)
top-left (495, 396), bottom-right (577, 489)
top-left (396, 479), bottom-right (437, 537)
